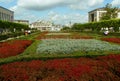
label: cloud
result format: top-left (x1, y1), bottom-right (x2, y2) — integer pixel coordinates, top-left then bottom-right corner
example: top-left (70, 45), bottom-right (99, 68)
top-left (9, 0), bottom-right (104, 24)
top-left (111, 0), bottom-right (120, 7)
top-left (10, 5), bottom-right (40, 23)
top-left (16, 0), bottom-right (104, 11)
top-left (70, 0), bottom-right (104, 10)
top-left (48, 11), bottom-right (88, 25)
top-left (17, 0), bottom-right (71, 10)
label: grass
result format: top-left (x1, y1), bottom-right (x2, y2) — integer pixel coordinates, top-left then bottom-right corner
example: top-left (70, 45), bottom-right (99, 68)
top-left (0, 32), bottom-right (120, 65)
top-left (16, 31), bottom-right (41, 40)
top-left (20, 40), bottom-right (40, 55)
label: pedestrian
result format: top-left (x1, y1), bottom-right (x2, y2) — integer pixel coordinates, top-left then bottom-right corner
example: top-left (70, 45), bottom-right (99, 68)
top-left (104, 30), bottom-right (109, 35)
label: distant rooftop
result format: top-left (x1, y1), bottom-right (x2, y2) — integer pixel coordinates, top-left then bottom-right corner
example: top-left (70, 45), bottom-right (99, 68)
top-left (89, 7), bottom-right (120, 13)
top-left (88, 7), bottom-right (106, 13)
top-left (0, 6), bottom-right (14, 13)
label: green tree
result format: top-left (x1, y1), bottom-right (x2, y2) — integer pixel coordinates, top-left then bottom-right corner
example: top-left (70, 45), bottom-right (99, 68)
top-left (101, 3), bottom-right (120, 20)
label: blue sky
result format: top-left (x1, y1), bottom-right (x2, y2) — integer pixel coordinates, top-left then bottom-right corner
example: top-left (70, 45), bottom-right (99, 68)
top-left (0, 0), bottom-right (119, 25)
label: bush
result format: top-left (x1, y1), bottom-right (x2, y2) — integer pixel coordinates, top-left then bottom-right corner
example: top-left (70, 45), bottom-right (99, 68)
top-left (0, 20), bottom-right (29, 32)
top-left (0, 32), bottom-right (24, 41)
top-left (72, 19), bottom-right (120, 32)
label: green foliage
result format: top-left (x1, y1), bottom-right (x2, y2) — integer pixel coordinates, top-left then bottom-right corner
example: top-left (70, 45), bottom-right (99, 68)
top-left (72, 23), bottom-right (84, 31)
top-left (0, 20), bottom-right (29, 32)
top-left (72, 19), bottom-right (120, 32)
top-left (101, 3), bottom-right (119, 21)
top-left (21, 40), bottom-right (40, 55)
top-left (0, 32), bottom-right (24, 41)
top-left (61, 26), bottom-right (71, 32)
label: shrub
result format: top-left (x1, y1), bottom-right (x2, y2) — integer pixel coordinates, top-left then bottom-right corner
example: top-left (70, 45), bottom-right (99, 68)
top-left (72, 19), bottom-right (120, 32)
top-left (0, 32), bottom-right (24, 41)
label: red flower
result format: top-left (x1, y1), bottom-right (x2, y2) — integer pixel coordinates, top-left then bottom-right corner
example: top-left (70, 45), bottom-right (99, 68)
top-left (101, 38), bottom-right (120, 44)
top-left (0, 40), bottom-right (32, 58)
top-left (0, 54), bottom-right (120, 81)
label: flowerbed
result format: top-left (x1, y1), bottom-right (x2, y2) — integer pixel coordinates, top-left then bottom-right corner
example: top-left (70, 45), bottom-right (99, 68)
top-left (42, 35), bottom-right (93, 39)
top-left (36, 32), bottom-right (93, 39)
top-left (0, 54), bottom-right (120, 81)
top-left (0, 40), bottom-right (32, 58)
top-left (101, 38), bottom-right (120, 44)
top-left (37, 39), bottom-right (120, 54)
top-left (36, 32), bottom-right (48, 40)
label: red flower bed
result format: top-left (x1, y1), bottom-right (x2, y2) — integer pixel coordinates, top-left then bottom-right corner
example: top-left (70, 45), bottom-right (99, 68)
top-left (36, 32), bottom-right (48, 40)
top-left (101, 38), bottom-right (120, 44)
top-left (0, 54), bottom-right (120, 81)
top-left (0, 40), bottom-right (32, 58)
top-left (71, 35), bottom-right (93, 39)
top-left (36, 33), bottom-right (93, 39)
top-left (44, 35), bottom-right (93, 39)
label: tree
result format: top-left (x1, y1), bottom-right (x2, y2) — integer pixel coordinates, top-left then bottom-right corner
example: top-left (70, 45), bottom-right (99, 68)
top-left (61, 26), bottom-right (71, 31)
top-left (100, 3), bottom-right (120, 21)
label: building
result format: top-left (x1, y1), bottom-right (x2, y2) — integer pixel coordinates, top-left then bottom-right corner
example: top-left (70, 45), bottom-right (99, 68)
top-left (14, 20), bottom-right (29, 25)
top-left (88, 8), bottom-right (120, 22)
top-left (0, 6), bottom-right (14, 22)
top-left (30, 20), bottom-right (53, 31)
top-left (29, 20), bottom-right (61, 31)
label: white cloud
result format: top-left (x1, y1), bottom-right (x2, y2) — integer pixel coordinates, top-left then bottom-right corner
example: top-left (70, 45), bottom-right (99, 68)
top-left (9, 0), bottom-right (104, 24)
top-left (70, 0), bottom-right (104, 10)
top-left (111, 0), bottom-right (120, 7)
top-left (10, 6), bottom-right (39, 23)
top-left (48, 11), bottom-right (88, 25)
top-left (16, 0), bottom-right (104, 11)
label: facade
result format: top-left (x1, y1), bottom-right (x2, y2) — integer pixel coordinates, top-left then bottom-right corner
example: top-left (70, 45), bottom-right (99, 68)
top-left (14, 20), bottom-right (29, 25)
top-left (0, 6), bottom-right (14, 22)
top-left (29, 20), bottom-right (61, 31)
top-left (88, 8), bottom-right (120, 22)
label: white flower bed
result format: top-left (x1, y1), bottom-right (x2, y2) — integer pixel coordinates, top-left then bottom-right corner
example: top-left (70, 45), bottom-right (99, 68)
top-left (36, 39), bottom-right (120, 54)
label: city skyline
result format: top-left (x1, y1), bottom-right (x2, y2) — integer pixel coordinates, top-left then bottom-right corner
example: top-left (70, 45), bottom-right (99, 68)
top-left (0, 0), bottom-right (120, 25)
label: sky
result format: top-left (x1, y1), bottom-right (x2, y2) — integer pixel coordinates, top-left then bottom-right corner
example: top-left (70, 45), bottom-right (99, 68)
top-left (0, 0), bottom-right (120, 25)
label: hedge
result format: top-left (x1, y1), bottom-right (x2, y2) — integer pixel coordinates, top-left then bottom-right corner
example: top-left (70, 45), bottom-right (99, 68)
top-left (0, 20), bottom-right (29, 32)
top-left (0, 32), bottom-right (24, 41)
top-left (72, 19), bottom-right (120, 32)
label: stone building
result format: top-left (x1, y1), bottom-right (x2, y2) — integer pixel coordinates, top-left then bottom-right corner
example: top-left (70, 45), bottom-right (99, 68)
top-left (29, 20), bottom-right (61, 31)
top-left (0, 6), bottom-right (14, 22)
top-left (88, 8), bottom-right (120, 22)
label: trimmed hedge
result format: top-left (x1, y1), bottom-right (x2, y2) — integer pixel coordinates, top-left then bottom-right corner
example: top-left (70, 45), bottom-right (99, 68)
top-left (72, 19), bottom-right (120, 32)
top-left (0, 32), bottom-right (24, 41)
top-left (0, 20), bottom-right (29, 32)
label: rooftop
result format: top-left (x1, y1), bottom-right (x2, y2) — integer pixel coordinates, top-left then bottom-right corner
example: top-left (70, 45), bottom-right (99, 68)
top-left (88, 7), bottom-right (106, 13)
top-left (0, 6), bottom-right (14, 13)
